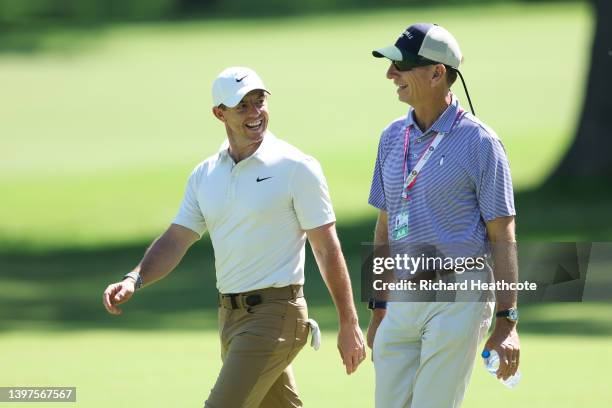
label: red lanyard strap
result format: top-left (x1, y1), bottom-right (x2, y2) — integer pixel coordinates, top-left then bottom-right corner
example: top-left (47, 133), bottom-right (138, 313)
top-left (402, 109), bottom-right (464, 199)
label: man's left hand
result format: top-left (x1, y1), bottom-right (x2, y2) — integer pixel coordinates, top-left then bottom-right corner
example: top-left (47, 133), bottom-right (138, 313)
top-left (337, 322), bottom-right (366, 375)
top-left (484, 320), bottom-right (520, 380)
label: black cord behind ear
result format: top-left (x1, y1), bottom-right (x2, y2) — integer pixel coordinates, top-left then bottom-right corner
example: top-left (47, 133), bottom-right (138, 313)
top-left (456, 69), bottom-right (476, 116)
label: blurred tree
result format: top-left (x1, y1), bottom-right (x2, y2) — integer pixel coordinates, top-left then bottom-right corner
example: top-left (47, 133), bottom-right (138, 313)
top-left (176, 0), bottom-right (215, 14)
top-left (546, 0), bottom-right (612, 185)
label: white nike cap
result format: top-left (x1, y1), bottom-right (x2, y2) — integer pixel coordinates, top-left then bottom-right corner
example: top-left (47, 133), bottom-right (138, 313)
top-left (212, 66), bottom-right (270, 108)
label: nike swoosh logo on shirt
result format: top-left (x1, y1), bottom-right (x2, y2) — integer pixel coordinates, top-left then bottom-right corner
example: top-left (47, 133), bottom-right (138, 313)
top-left (256, 176), bottom-right (273, 182)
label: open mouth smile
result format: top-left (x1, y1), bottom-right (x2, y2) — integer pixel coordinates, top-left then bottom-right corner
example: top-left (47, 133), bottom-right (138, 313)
top-left (245, 119), bottom-right (263, 130)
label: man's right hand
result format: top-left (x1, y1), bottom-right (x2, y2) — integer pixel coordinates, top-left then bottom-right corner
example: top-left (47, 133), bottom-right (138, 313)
top-left (102, 278), bottom-right (136, 315)
top-left (367, 308), bottom-right (386, 350)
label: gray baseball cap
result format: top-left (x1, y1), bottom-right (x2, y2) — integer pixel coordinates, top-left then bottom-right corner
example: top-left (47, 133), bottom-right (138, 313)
top-left (372, 23), bottom-right (476, 115)
top-left (373, 23), bottom-right (462, 69)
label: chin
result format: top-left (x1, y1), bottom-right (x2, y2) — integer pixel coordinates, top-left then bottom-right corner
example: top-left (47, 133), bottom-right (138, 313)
top-left (398, 95), bottom-right (411, 104)
top-left (246, 128), bottom-right (266, 140)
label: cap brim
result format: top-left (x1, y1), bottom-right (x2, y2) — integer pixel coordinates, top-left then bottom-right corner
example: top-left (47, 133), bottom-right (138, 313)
top-left (223, 86), bottom-right (271, 108)
top-left (372, 45), bottom-right (427, 64)
top-left (372, 45), bottom-right (404, 61)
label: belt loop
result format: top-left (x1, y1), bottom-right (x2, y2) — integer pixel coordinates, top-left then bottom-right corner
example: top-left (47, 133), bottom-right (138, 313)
top-left (230, 295), bottom-right (238, 310)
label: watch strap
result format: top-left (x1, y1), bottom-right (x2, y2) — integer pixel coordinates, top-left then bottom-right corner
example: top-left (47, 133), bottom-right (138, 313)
top-left (495, 308), bottom-right (518, 322)
top-left (124, 271), bottom-right (143, 290)
top-left (368, 298), bottom-right (387, 310)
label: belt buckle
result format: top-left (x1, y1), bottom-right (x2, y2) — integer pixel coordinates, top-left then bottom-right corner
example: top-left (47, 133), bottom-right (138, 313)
top-left (245, 294), bottom-right (262, 307)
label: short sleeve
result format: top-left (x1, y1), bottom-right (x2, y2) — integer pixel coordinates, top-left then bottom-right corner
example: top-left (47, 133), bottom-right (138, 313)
top-left (172, 168), bottom-right (207, 236)
top-left (290, 157), bottom-right (336, 230)
top-left (368, 131), bottom-right (387, 211)
top-left (476, 135), bottom-right (516, 221)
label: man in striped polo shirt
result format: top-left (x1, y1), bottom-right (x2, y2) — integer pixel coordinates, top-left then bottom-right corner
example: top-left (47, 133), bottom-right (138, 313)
top-left (366, 24), bottom-right (521, 407)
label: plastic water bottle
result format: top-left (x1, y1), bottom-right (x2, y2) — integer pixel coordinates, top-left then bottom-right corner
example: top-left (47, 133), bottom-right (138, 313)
top-left (481, 349), bottom-right (521, 388)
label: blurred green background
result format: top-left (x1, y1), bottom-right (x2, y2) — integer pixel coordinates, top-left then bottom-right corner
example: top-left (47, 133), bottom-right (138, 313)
top-left (1, 0), bottom-right (611, 407)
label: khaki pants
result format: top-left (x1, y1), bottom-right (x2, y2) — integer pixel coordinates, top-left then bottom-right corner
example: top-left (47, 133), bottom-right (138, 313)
top-left (204, 287), bottom-right (310, 408)
top-left (373, 301), bottom-right (494, 408)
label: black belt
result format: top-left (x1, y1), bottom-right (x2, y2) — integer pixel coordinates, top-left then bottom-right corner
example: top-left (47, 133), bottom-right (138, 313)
top-left (218, 285), bottom-right (303, 310)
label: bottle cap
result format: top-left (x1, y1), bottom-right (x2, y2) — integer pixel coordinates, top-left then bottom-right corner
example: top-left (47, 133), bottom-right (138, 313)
top-left (481, 349), bottom-right (491, 358)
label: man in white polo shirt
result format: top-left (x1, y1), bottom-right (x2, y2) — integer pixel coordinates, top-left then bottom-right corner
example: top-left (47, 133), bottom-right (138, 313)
top-left (102, 66), bottom-right (365, 407)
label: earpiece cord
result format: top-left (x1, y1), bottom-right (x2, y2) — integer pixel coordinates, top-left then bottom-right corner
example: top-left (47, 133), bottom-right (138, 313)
top-left (456, 69), bottom-right (476, 116)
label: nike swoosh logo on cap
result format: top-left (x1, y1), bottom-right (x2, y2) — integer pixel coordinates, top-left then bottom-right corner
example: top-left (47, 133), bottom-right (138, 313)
top-left (236, 75), bottom-right (247, 82)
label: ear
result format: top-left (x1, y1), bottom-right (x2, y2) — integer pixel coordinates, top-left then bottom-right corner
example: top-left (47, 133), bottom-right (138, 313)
top-left (212, 106), bottom-right (225, 122)
top-left (431, 64), bottom-right (447, 87)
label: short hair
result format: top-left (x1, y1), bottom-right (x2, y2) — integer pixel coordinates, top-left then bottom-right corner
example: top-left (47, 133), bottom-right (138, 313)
top-left (445, 66), bottom-right (458, 87)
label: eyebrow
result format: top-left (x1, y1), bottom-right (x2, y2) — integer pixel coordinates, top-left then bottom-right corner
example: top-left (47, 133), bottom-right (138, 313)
top-left (239, 94), bottom-right (266, 105)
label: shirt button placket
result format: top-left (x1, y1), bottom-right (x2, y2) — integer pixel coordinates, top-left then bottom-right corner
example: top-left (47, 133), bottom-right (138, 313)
top-left (228, 163), bottom-right (240, 200)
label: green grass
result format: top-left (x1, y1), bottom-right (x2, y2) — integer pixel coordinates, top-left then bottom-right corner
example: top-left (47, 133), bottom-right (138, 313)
top-left (1, 329), bottom-right (611, 407)
top-left (0, 1), bottom-right (593, 249)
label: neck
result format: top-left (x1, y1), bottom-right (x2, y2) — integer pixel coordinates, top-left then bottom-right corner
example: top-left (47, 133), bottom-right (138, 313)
top-left (227, 133), bottom-right (264, 163)
top-left (412, 93), bottom-right (452, 132)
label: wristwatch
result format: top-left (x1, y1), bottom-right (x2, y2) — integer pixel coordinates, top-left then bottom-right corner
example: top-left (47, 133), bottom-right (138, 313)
top-left (495, 307), bottom-right (518, 323)
top-left (368, 298), bottom-right (387, 310)
top-left (123, 271), bottom-right (143, 290)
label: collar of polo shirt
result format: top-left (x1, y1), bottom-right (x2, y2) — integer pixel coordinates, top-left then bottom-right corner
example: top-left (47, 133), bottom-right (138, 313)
top-left (218, 131), bottom-right (276, 163)
top-left (406, 94), bottom-right (461, 135)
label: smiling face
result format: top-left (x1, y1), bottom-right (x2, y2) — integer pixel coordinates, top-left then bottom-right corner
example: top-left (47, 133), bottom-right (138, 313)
top-left (386, 62), bottom-right (447, 106)
top-left (212, 90), bottom-right (269, 144)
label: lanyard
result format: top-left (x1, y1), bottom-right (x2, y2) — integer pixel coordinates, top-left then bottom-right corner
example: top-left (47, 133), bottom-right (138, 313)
top-left (402, 109), bottom-right (464, 199)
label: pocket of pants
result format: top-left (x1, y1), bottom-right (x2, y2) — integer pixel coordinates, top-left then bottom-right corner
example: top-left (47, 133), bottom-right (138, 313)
top-left (287, 319), bottom-right (310, 362)
top-left (295, 319), bottom-right (309, 347)
top-left (477, 301), bottom-right (495, 343)
top-left (247, 300), bottom-right (288, 318)
top-left (242, 301), bottom-right (288, 340)
top-left (284, 298), bottom-right (309, 361)
top-left (291, 298), bottom-right (309, 346)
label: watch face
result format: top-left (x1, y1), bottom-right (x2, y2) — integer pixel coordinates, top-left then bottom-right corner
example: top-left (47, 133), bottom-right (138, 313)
top-left (508, 308), bottom-right (519, 321)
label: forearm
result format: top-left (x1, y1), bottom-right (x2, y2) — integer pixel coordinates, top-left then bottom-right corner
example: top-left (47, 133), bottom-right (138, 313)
top-left (130, 225), bottom-right (198, 287)
top-left (491, 242), bottom-right (518, 310)
top-left (484, 222), bottom-right (520, 379)
top-left (373, 211), bottom-right (391, 302)
top-left (373, 211), bottom-right (389, 246)
top-left (313, 245), bottom-right (359, 325)
top-left (131, 239), bottom-right (180, 286)
top-left (487, 216), bottom-right (518, 311)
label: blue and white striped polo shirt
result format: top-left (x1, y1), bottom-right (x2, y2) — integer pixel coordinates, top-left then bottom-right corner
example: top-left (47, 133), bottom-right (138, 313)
top-left (368, 95), bottom-right (515, 254)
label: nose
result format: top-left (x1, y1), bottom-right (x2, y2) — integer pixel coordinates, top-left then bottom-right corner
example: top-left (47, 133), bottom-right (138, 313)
top-left (246, 102), bottom-right (261, 117)
top-left (386, 62), bottom-right (399, 79)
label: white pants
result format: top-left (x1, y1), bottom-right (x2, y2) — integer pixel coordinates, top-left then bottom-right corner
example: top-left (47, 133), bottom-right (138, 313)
top-left (373, 301), bottom-right (494, 408)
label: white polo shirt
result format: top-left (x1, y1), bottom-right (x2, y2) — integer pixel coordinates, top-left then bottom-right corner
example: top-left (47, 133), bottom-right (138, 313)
top-left (173, 132), bottom-right (336, 294)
